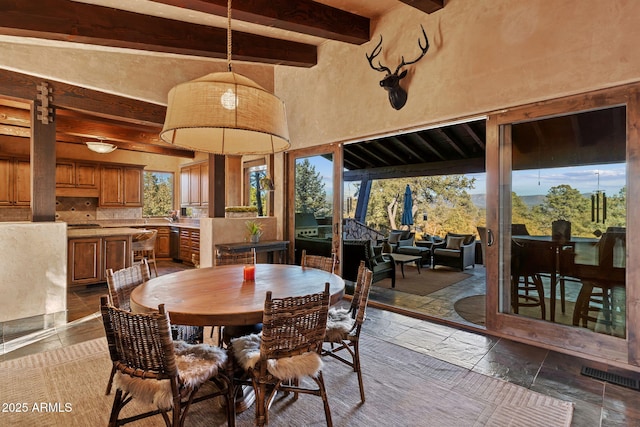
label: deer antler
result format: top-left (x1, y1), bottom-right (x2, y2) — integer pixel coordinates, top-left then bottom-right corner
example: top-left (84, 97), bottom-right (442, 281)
top-left (393, 24), bottom-right (429, 76)
top-left (366, 35), bottom-right (392, 74)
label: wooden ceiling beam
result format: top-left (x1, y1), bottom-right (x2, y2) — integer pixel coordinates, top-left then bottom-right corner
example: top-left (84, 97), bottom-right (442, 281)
top-left (0, 69), bottom-right (166, 127)
top-left (0, 0), bottom-right (317, 67)
top-left (150, 0), bottom-right (370, 45)
top-left (398, 0), bottom-right (445, 14)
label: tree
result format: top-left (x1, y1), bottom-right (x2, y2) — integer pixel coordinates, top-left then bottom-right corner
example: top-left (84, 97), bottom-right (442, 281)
top-left (365, 175), bottom-right (478, 236)
top-left (531, 184), bottom-right (591, 236)
top-left (143, 172), bottom-right (173, 217)
top-left (295, 158), bottom-right (329, 215)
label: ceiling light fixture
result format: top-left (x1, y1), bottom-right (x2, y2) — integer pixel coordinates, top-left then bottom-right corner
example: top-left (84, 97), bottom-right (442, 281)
top-left (159, 0), bottom-right (289, 155)
top-left (86, 139), bottom-right (117, 154)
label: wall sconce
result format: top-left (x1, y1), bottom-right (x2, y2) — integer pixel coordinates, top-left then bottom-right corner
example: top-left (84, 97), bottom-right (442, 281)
top-left (86, 139), bottom-right (117, 154)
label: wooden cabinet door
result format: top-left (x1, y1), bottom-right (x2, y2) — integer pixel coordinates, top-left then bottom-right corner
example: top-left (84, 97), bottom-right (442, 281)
top-left (104, 235), bottom-right (131, 274)
top-left (56, 162), bottom-right (75, 187)
top-left (189, 164), bottom-right (201, 205)
top-left (68, 238), bottom-right (102, 286)
top-left (189, 229), bottom-right (200, 264)
top-left (76, 163), bottom-right (98, 188)
top-left (123, 167), bottom-right (143, 206)
top-left (155, 227), bottom-right (171, 258)
top-left (100, 166), bottom-right (124, 206)
top-left (14, 159), bottom-right (31, 206)
top-left (179, 229), bottom-right (191, 262)
top-left (180, 167), bottom-right (190, 206)
top-left (200, 162), bottom-right (209, 206)
top-left (0, 157), bottom-right (13, 206)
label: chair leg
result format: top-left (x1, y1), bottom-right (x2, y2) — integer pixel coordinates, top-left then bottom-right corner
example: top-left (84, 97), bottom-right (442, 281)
top-left (353, 340), bottom-right (365, 403)
top-left (108, 389), bottom-right (124, 427)
top-left (314, 371), bottom-right (333, 427)
top-left (106, 365), bottom-right (116, 395)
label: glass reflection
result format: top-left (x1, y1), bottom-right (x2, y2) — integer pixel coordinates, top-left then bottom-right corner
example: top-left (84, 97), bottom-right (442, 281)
top-left (509, 106), bottom-right (626, 337)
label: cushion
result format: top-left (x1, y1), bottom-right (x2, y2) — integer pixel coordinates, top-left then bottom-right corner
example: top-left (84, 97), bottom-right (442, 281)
top-left (446, 236), bottom-right (465, 250)
top-left (400, 230), bottom-right (412, 240)
top-left (368, 240), bottom-right (378, 266)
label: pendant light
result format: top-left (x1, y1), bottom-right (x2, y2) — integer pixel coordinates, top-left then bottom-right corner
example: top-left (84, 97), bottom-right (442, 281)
top-left (160, 0), bottom-right (290, 154)
top-left (86, 138), bottom-right (117, 154)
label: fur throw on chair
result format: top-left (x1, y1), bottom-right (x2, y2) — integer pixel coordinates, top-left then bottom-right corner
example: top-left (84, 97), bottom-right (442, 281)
top-left (114, 341), bottom-right (227, 410)
top-left (231, 333), bottom-right (323, 381)
top-left (325, 308), bottom-right (355, 342)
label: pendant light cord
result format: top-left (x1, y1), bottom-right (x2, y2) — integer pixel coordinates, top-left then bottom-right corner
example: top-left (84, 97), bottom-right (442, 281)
top-left (227, 0), bottom-right (232, 71)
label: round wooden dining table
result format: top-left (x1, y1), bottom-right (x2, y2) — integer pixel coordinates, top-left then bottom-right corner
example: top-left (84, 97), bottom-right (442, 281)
top-left (130, 264), bottom-right (345, 327)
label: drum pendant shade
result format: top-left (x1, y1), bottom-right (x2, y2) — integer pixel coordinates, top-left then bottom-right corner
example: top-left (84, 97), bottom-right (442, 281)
top-left (160, 71), bottom-right (290, 154)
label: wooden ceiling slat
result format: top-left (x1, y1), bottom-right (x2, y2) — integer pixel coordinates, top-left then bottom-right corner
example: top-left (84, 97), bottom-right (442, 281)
top-left (149, 0), bottom-right (370, 45)
top-left (408, 132), bottom-right (446, 161)
top-left (0, 0), bottom-right (317, 67)
top-left (390, 135), bottom-right (427, 163)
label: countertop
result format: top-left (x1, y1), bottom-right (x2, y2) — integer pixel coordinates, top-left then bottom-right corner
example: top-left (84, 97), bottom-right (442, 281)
top-left (67, 227), bottom-right (144, 238)
top-left (66, 220), bottom-right (200, 230)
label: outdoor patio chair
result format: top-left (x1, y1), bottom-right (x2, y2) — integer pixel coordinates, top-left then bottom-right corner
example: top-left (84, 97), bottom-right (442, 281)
top-left (301, 249), bottom-right (337, 273)
top-left (432, 233), bottom-right (476, 271)
top-left (510, 239), bottom-right (553, 320)
top-left (323, 261), bottom-right (373, 402)
top-left (100, 296), bottom-right (235, 427)
top-left (105, 260), bottom-right (204, 394)
top-left (231, 283), bottom-right (332, 427)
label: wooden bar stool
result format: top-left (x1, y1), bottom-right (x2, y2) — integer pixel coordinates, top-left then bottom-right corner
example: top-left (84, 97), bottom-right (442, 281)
top-left (131, 229), bottom-right (158, 277)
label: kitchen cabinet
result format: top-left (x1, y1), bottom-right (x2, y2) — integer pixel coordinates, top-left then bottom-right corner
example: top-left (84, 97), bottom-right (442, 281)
top-left (179, 228), bottom-right (200, 265)
top-left (56, 161), bottom-right (99, 197)
top-left (180, 161), bottom-right (208, 207)
top-left (0, 157), bottom-right (30, 206)
top-left (99, 164), bottom-right (144, 207)
top-left (56, 161), bottom-right (98, 189)
top-left (67, 232), bottom-right (133, 287)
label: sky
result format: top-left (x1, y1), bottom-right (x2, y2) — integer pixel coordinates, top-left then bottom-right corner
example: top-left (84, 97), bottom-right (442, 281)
top-left (468, 163), bottom-right (626, 196)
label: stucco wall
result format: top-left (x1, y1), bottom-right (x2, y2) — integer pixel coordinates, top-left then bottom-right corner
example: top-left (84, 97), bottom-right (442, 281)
top-left (0, 222), bottom-right (67, 323)
top-left (276, 0), bottom-right (640, 148)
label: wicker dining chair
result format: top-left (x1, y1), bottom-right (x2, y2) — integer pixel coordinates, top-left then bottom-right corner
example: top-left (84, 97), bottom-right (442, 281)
top-left (100, 296), bottom-right (235, 427)
top-left (211, 248), bottom-right (262, 345)
top-left (300, 249), bottom-right (337, 274)
top-left (132, 229), bottom-right (158, 277)
top-left (105, 260), bottom-right (204, 395)
top-left (322, 261), bottom-right (373, 403)
top-left (231, 283), bottom-right (332, 427)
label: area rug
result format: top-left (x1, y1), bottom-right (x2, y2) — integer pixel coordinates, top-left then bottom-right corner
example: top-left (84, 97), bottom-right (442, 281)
top-left (374, 267), bottom-right (472, 296)
top-left (0, 335), bottom-right (573, 426)
top-left (454, 295), bottom-right (578, 327)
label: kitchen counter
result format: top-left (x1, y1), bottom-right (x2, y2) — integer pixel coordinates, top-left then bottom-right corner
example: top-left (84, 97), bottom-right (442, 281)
top-left (67, 227), bottom-right (144, 238)
top-left (67, 220), bottom-right (200, 230)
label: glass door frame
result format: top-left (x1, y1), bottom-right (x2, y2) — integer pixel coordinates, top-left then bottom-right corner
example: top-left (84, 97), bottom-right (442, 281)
top-left (485, 83), bottom-right (640, 366)
top-left (284, 143), bottom-right (343, 268)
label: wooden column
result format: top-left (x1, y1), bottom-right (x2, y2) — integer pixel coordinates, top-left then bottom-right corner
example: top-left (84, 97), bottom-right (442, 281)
top-left (30, 82), bottom-right (56, 222)
top-left (210, 154), bottom-right (226, 218)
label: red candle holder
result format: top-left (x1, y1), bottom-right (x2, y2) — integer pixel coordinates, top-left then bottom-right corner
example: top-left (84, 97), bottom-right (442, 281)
top-left (243, 265), bottom-right (256, 281)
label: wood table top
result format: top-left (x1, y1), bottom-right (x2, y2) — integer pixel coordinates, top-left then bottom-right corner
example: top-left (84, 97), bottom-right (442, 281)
top-left (130, 264), bottom-right (345, 327)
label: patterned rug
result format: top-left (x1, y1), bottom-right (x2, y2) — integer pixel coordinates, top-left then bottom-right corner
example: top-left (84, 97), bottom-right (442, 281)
top-left (0, 335), bottom-right (573, 426)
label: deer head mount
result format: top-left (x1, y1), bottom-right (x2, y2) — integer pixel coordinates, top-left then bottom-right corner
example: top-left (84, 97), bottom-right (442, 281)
top-left (366, 25), bottom-right (429, 110)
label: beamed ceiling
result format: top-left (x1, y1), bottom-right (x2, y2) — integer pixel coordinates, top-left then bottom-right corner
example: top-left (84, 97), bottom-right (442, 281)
top-left (0, 1), bottom-right (620, 179)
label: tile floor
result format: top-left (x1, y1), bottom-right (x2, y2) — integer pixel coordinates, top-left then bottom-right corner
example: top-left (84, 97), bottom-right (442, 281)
top-left (2, 260), bottom-right (640, 426)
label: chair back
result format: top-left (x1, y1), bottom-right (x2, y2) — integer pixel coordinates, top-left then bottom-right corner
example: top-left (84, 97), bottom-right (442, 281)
top-left (132, 229), bottom-right (158, 252)
top-left (215, 248), bottom-right (256, 266)
top-left (100, 295), bottom-right (177, 381)
top-left (260, 283), bottom-right (330, 360)
top-left (511, 239), bottom-right (555, 276)
top-left (106, 259), bottom-right (151, 311)
top-left (301, 249), bottom-right (336, 274)
top-left (354, 267), bottom-right (373, 327)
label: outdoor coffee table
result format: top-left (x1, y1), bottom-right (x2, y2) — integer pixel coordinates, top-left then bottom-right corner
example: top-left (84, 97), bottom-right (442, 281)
top-left (388, 253), bottom-right (422, 278)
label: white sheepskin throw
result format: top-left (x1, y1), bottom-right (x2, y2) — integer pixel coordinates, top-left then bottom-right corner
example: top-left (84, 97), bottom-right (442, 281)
top-left (114, 341), bottom-right (227, 410)
top-left (325, 308), bottom-right (354, 343)
top-left (231, 333), bottom-right (323, 381)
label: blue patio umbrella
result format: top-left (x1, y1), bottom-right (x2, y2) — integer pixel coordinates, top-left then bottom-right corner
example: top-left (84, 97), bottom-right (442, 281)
top-left (401, 184), bottom-right (414, 227)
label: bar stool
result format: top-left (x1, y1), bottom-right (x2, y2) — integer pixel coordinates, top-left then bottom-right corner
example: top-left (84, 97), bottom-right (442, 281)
top-left (131, 229), bottom-right (158, 277)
